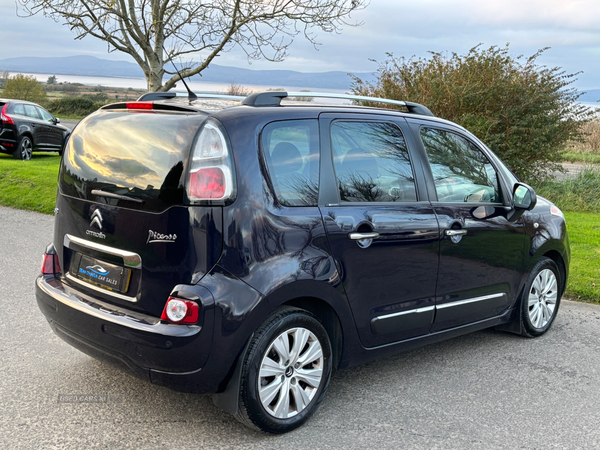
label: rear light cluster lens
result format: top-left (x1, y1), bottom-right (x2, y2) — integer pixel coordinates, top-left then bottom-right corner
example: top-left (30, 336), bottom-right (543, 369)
top-left (187, 121), bottom-right (236, 202)
top-left (41, 253), bottom-right (61, 275)
top-left (161, 297), bottom-right (199, 324)
top-left (1, 104), bottom-right (14, 125)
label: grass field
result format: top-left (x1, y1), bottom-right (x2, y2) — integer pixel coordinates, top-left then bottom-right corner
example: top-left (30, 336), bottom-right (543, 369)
top-left (564, 212), bottom-right (600, 302)
top-left (0, 153), bottom-right (60, 214)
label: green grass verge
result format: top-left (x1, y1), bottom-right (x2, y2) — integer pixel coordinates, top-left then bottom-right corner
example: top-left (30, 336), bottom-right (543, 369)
top-left (561, 152), bottom-right (600, 164)
top-left (0, 153), bottom-right (59, 214)
top-left (564, 212), bottom-right (600, 302)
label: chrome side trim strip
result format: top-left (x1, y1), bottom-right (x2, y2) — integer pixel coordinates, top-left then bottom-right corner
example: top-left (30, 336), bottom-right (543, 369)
top-left (436, 293), bottom-right (506, 309)
top-left (65, 273), bottom-right (137, 303)
top-left (378, 305), bottom-right (435, 321)
top-left (64, 234), bottom-right (142, 269)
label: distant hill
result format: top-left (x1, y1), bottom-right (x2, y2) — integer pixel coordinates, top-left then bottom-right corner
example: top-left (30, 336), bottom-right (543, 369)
top-left (0, 55), bottom-right (375, 90)
top-left (579, 89), bottom-right (600, 103)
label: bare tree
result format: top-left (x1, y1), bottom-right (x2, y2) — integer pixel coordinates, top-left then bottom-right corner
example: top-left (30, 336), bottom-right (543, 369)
top-left (18, 0), bottom-right (366, 92)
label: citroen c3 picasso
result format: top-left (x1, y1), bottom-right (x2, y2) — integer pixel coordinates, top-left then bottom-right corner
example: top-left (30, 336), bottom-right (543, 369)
top-left (36, 91), bottom-right (569, 433)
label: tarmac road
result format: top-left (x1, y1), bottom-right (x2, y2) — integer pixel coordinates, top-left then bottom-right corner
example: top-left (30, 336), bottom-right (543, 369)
top-left (1, 205), bottom-right (600, 449)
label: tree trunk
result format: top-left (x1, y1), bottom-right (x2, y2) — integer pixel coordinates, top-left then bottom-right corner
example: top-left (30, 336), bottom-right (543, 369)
top-left (146, 63), bottom-right (165, 92)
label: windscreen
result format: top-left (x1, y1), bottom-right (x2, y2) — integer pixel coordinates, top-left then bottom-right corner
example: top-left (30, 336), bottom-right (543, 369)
top-left (60, 110), bottom-right (205, 211)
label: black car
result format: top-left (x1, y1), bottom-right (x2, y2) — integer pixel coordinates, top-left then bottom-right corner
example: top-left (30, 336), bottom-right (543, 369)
top-left (35, 91), bottom-right (569, 433)
top-left (0, 98), bottom-right (69, 160)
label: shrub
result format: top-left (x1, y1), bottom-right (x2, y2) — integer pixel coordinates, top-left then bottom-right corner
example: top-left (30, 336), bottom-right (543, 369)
top-left (46, 96), bottom-right (101, 117)
top-left (3, 74), bottom-right (47, 104)
top-left (351, 45), bottom-right (595, 182)
top-left (535, 167), bottom-right (600, 213)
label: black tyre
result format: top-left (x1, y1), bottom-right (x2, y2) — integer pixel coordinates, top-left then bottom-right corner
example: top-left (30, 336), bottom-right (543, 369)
top-left (13, 135), bottom-right (33, 160)
top-left (520, 257), bottom-right (562, 337)
top-left (236, 307), bottom-right (332, 433)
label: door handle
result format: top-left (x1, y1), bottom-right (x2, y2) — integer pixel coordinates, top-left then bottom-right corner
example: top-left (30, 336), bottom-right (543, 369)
top-left (445, 229), bottom-right (467, 236)
top-left (348, 232), bottom-right (380, 240)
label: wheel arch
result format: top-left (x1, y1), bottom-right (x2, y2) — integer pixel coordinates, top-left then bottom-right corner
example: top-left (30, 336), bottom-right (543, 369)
top-left (542, 249), bottom-right (567, 297)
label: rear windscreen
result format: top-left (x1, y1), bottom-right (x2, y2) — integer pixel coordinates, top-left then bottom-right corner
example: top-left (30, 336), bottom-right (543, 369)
top-left (60, 110), bottom-right (205, 211)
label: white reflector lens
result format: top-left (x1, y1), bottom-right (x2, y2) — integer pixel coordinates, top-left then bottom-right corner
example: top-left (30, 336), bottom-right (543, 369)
top-left (194, 123), bottom-right (227, 159)
top-left (166, 299), bottom-right (188, 322)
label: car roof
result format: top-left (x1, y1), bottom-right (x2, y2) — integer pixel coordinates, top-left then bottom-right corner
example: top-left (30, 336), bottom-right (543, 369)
top-left (0, 98), bottom-right (42, 107)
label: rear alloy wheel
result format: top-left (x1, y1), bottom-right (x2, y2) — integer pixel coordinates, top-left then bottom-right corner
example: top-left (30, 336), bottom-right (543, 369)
top-left (236, 308), bottom-right (332, 433)
top-left (521, 257), bottom-right (562, 337)
top-left (13, 136), bottom-right (33, 160)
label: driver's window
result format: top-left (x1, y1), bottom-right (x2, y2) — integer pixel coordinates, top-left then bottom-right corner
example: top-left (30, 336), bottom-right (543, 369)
top-left (420, 127), bottom-right (501, 204)
top-left (37, 107), bottom-right (54, 122)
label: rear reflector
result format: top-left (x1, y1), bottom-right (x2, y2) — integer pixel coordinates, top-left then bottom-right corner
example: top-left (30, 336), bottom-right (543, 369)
top-left (41, 253), bottom-right (61, 275)
top-left (189, 167), bottom-right (226, 199)
top-left (125, 102), bottom-right (154, 110)
top-left (161, 297), bottom-right (199, 324)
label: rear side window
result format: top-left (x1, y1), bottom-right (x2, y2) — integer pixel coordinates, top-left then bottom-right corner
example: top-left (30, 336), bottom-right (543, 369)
top-left (60, 111), bottom-right (203, 211)
top-left (331, 121), bottom-right (417, 203)
top-left (262, 120), bottom-right (319, 206)
top-left (24, 104), bottom-right (40, 119)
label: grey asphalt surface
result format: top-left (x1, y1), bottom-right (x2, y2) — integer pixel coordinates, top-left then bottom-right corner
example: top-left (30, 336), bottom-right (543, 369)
top-left (1, 205), bottom-right (600, 449)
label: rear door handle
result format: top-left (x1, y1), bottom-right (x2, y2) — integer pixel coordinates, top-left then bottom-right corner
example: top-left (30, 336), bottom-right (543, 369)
top-left (445, 229), bottom-right (467, 236)
top-left (348, 232), bottom-right (380, 240)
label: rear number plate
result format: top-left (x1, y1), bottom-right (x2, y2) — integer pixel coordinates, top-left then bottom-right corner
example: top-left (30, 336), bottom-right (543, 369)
top-left (74, 254), bottom-right (131, 293)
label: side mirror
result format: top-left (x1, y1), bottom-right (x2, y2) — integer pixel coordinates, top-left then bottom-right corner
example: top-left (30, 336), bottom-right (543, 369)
top-left (512, 183), bottom-right (537, 211)
top-left (55, 117), bottom-right (61, 124)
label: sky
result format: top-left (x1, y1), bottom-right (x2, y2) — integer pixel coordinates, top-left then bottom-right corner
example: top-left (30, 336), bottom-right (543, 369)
top-left (1, 0), bottom-right (599, 89)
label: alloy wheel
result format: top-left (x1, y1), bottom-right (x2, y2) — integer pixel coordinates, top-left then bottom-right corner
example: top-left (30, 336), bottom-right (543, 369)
top-left (527, 268), bottom-right (558, 329)
top-left (20, 137), bottom-right (33, 160)
top-left (258, 327), bottom-right (324, 419)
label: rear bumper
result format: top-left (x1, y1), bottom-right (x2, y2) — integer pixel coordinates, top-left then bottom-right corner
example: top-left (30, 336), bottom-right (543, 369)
top-left (36, 275), bottom-right (225, 394)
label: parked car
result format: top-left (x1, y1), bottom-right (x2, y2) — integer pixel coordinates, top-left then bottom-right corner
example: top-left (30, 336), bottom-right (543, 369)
top-left (0, 98), bottom-right (69, 160)
top-left (35, 91), bottom-right (569, 433)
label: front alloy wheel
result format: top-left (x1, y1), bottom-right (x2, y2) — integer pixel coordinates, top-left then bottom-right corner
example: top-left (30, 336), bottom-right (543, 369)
top-left (527, 269), bottom-right (558, 329)
top-left (236, 307), bottom-right (332, 433)
top-left (521, 257), bottom-right (562, 337)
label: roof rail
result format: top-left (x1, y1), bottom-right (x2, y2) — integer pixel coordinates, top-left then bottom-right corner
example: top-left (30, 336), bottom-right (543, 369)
top-left (138, 92), bottom-right (247, 102)
top-left (242, 91), bottom-right (434, 116)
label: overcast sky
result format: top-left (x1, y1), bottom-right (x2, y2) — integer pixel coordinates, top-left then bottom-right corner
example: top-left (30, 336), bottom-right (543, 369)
top-left (1, 0), bottom-right (599, 89)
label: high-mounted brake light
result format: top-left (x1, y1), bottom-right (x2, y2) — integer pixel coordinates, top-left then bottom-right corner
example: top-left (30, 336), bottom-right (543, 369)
top-left (0, 104), bottom-right (14, 125)
top-left (161, 297), bottom-right (199, 324)
top-left (186, 121), bottom-right (236, 202)
top-left (41, 253), bottom-right (61, 275)
top-left (125, 102), bottom-right (154, 110)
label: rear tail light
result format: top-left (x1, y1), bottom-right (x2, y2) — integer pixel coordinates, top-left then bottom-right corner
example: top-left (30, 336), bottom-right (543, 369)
top-left (161, 297), bottom-right (199, 324)
top-left (41, 253), bottom-right (61, 275)
top-left (186, 121), bottom-right (236, 202)
top-left (0, 104), bottom-right (14, 125)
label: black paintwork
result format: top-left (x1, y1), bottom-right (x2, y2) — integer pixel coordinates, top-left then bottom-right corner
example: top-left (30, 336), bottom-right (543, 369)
top-left (0, 98), bottom-right (68, 155)
top-left (35, 100), bottom-right (570, 398)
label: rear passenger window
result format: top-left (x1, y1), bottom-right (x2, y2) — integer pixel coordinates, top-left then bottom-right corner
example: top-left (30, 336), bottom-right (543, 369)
top-left (331, 121), bottom-right (417, 203)
top-left (24, 104), bottom-right (40, 119)
top-left (12, 104), bottom-right (25, 115)
top-left (262, 120), bottom-right (319, 206)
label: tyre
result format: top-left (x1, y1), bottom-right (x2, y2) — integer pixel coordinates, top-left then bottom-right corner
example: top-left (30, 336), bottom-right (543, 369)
top-left (520, 257), bottom-right (562, 337)
top-left (236, 307), bottom-right (332, 433)
top-left (13, 136), bottom-right (33, 160)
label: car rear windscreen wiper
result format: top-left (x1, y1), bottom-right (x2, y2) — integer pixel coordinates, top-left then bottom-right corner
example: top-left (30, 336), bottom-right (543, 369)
top-left (91, 189), bottom-right (144, 204)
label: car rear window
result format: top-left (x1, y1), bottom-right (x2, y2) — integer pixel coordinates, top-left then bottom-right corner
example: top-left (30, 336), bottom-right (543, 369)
top-left (60, 110), bottom-right (204, 211)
